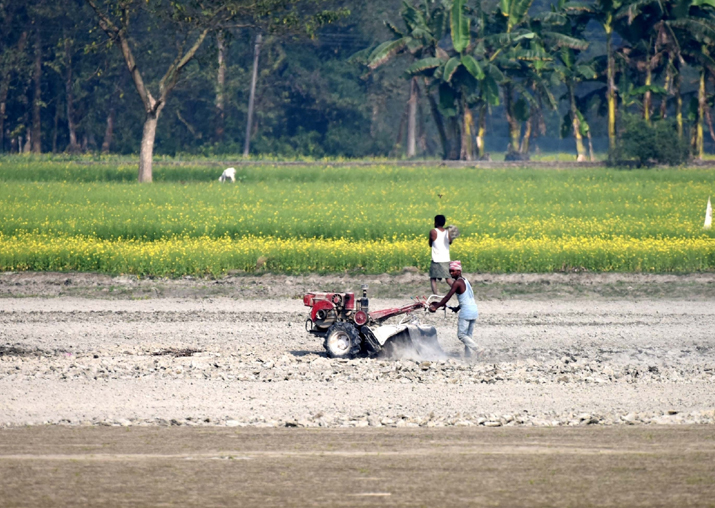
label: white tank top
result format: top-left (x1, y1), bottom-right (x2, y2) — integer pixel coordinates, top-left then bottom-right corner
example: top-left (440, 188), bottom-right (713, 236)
top-left (431, 229), bottom-right (450, 262)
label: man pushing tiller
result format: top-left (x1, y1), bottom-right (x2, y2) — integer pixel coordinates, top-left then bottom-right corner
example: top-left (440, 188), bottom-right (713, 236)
top-left (429, 260), bottom-right (480, 359)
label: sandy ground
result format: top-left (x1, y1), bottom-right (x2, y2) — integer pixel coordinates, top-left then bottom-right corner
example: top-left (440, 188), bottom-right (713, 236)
top-left (1, 272), bottom-right (714, 429)
top-left (2, 426), bottom-right (714, 507)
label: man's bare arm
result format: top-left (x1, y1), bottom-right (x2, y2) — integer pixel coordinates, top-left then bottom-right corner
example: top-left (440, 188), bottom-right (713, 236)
top-left (428, 228), bottom-right (437, 247)
top-left (430, 279), bottom-right (463, 310)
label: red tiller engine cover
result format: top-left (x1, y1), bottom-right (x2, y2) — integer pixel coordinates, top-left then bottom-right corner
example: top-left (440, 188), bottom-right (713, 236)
top-left (309, 299), bottom-right (336, 323)
top-left (303, 292), bottom-right (355, 310)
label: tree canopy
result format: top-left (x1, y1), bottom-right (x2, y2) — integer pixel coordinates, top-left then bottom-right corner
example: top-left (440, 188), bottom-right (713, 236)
top-left (2, 0), bottom-right (715, 166)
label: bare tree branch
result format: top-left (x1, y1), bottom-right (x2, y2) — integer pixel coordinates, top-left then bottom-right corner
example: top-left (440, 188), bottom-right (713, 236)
top-left (84, 0), bottom-right (155, 112)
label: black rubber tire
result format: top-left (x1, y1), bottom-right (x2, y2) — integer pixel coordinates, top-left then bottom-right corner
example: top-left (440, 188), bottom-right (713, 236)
top-left (361, 326), bottom-right (382, 355)
top-left (323, 322), bottom-right (361, 359)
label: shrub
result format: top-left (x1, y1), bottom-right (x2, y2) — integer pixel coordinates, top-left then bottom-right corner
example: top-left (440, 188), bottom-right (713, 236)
top-left (610, 115), bottom-right (689, 167)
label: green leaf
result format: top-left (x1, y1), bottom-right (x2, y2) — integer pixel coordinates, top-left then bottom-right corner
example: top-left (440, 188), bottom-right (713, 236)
top-left (500, 0), bottom-right (510, 17)
top-left (575, 64), bottom-right (597, 79)
top-left (515, 48), bottom-right (552, 61)
top-left (402, 1), bottom-right (427, 30)
top-left (432, 8), bottom-right (447, 41)
top-left (512, 0), bottom-right (535, 24)
top-left (406, 37), bottom-right (425, 54)
top-left (669, 18), bottom-right (715, 46)
top-left (543, 31), bottom-right (589, 50)
top-left (451, 0), bottom-right (469, 53)
top-left (561, 2), bottom-right (595, 13)
top-left (631, 84), bottom-right (668, 95)
top-left (461, 55), bottom-right (485, 80)
top-left (483, 74), bottom-right (500, 105)
top-left (443, 56), bottom-right (461, 82)
top-left (368, 38), bottom-right (409, 69)
top-left (406, 57), bottom-right (444, 75)
top-left (576, 110), bottom-right (590, 136)
top-left (485, 63), bottom-right (505, 83)
top-left (384, 21), bottom-right (404, 38)
top-left (532, 11), bottom-right (568, 24)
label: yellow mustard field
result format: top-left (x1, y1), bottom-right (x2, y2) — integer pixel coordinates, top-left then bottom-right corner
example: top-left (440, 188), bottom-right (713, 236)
top-left (0, 162), bottom-right (713, 274)
top-left (1, 234), bottom-right (713, 275)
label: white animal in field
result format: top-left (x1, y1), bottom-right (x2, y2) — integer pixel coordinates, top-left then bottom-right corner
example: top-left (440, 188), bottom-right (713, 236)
top-left (219, 167), bottom-right (236, 183)
top-left (705, 197), bottom-right (712, 230)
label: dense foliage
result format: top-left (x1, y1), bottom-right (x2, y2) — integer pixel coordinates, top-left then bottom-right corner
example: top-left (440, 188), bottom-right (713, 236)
top-left (2, 0), bottom-right (715, 164)
top-left (612, 115), bottom-right (691, 166)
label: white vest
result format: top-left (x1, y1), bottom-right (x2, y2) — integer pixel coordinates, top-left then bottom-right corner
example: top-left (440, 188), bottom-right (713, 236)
top-left (431, 229), bottom-right (450, 262)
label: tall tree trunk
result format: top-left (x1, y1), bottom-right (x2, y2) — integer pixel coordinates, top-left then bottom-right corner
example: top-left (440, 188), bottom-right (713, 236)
top-left (504, 85), bottom-right (520, 154)
top-left (606, 17), bottom-right (616, 153)
top-left (587, 130), bottom-right (595, 162)
top-left (476, 103), bottom-right (486, 158)
top-left (569, 84), bottom-right (587, 161)
top-left (704, 107), bottom-right (715, 145)
top-left (0, 9), bottom-right (17, 153)
top-left (101, 107), bottom-right (115, 154)
top-left (519, 110), bottom-right (532, 155)
top-left (86, 0), bottom-right (210, 181)
top-left (426, 90), bottom-right (450, 159)
top-left (460, 95), bottom-right (474, 161)
top-left (243, 32), bottom-right (262, 157)
top-left (447, 116), bottom-right (461, 160)
top-left (406, 78), bottom-right (418, 158)
top-left (52, 98), bottom-right (60, 153)
top-left (0, 81), bottom-right (8, 153)
top-left (675, 73), bottom-right (683, 138)
top-left (31, 27), bottom-right (42, 153)
top-left (393, 102), bottom-right (408, 155)
top-left (139, 111), bottom-right (160, 183)
top-left (660, 59), bottom-right (673, 119)
top-left (64, 39), bottom-right (80, 153)
top-left (697, 68), bottom-right (705, 160)
top-left (370, 99), bottom-right (380, 138)
top-left (643, 66), bottom-right (652, 123)
top-left (215, 31), bottom-right (226, 143)
top-left (417, 101), bottom-right (428, 153)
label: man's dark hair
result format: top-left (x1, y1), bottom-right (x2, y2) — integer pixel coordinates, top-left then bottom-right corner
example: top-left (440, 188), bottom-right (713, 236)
top-left (434, 215), bottom-right (446, 227)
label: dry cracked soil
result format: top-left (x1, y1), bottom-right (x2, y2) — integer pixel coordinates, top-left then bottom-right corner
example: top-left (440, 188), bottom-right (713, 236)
top-left (1, 271), bottom-right (715, 507)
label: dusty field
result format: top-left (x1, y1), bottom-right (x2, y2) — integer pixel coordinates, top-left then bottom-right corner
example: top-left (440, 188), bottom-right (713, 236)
top-left (2, 426), bottom-right (715, 507)
top-left (1, 272), bottom-right (714, 428)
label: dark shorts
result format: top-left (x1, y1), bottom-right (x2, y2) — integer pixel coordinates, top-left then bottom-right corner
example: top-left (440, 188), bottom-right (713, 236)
top-left (429, 261), bottom-right (450, 279)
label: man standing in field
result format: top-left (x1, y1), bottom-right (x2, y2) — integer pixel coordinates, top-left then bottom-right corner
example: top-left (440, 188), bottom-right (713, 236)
top-left (428, 260), bottom-right (479, 358)
top-left (429, 214), bottom-right (452, 294)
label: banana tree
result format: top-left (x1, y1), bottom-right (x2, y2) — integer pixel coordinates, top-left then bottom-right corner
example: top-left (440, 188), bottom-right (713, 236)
top-left (367, 1), bottom-right (451, 157)
top-left (564, 0), bottom-right (628, 153)
top-left (667, 0), bottom-right (715, 158)
top-left (486, 0), bottom-right (583, 157)
top-left (546, 3), bottom-right (596, 160)
top-left (556, 51), bottom-right (597, 160)
top-left (400, 0), bottom-right (498, 160)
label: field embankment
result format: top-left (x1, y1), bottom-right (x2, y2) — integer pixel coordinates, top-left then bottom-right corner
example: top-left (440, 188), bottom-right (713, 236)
top-left (1, 159), bottom-right (714, 275)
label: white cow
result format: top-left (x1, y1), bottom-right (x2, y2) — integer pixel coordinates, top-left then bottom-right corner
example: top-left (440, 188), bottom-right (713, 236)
top-left (219, 167), bottom-right (236, 183)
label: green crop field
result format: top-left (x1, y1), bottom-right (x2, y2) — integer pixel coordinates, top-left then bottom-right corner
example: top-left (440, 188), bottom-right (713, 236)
top-left (0, 158), bottom-right (713, 275)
